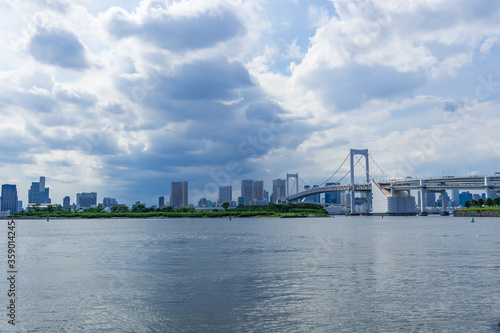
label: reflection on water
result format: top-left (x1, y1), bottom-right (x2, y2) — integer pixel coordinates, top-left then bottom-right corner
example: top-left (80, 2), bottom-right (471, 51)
top-left (2, 216), bottom-right (500, 332)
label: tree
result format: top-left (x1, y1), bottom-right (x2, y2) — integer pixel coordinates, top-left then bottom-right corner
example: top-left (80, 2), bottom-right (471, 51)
top-left (131, 204), bottom-right (146, 213)
top-left (485, 198), bottom-right (494, 206)
top-left (161, 206), bottom-right (173, 212)
top-left (464, 201), bottom-right (471, 208)
top-left (494, 197), bottom-right (500, 206)
top-left (221, 202), bottom-right (230, 211)
top-left (472, 200), bottom-right (479, 207)
top-left (111, 205), bottom-right (129, 213)
top-left (478, 198), bottom-right (484, 207)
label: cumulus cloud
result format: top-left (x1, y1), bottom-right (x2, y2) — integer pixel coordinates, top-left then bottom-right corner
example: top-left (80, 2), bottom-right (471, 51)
top-left (28, 27), bottom-right (90, 70)
top-left (106, 2), bottom-right (246, 51)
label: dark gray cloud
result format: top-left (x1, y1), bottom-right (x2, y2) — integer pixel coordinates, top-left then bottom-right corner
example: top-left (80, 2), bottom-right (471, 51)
top-left (108, 6), bottom-right (246, 51)
top-left (29, 27), bottom-right (89, 70)
top-left (116, 58), bottom-right (253, 123)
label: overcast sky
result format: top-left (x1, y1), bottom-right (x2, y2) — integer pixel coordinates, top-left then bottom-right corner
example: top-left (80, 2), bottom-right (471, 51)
top-left (2, 0), bottom-right (500, 206)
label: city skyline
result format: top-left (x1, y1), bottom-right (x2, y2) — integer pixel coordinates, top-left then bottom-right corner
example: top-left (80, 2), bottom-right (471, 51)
top-left (1, 1), bottom-right (500, 207)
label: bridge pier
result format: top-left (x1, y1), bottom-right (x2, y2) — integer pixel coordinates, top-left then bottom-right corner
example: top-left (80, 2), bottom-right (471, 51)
top-left (485, 176), bottom-right (493, 199)
top-left (419, 179), bottom-right (428, 216)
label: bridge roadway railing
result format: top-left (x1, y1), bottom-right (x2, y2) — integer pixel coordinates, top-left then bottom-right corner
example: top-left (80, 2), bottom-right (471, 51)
top-left (286, 183), bottom-right (371, 202)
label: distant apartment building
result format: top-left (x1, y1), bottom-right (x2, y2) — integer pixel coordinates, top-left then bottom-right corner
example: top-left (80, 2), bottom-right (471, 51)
top-left (272, 179), bottom-right (286, 203)
top-left (171, 181), bottom-right (188, 208)
top-left (253, 180), bottom-right (264, 202)
top-left (103, 197), bottom-right (118, 208)
top-left (218, 186), bottom-right (232, 204)
top-left (158, 196), bottom-right (165, 208)
top-left (28, 176), bottom-right (50, 204)
top-left (77, 192), bottom-right (97, 208)
top-left (241, 179), bottom-right (254, 206)
top-left (1, 184), bottom-right (18, 214)
top-left (63, 196), bottom-right (71, 209)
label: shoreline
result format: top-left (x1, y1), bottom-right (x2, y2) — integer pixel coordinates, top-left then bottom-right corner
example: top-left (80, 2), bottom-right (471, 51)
top-left (454, 209), bottom-right (500, 217)
top-left (5, 214), bottom-right (328, 220)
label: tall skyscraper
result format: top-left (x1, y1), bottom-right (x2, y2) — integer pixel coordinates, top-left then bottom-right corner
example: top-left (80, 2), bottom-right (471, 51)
top-left (426, 192), bottom-right (436, 207)
top-left (451, 189), bottom-right (460, 206)
top-left (241, 179), bottom-right (254, 206)
top-left (253, 180), bottom-right (264, 202)
top-left (218, 186), bottom-right (232, 204)
top-left (28, 176), bottom-right (50, 204)
top-left (1, 184), bottom-right (18, 214)
top-left (171, 181), bottom-right (188, 208)
top-left (77, 192), bottom-right (97, 208)
top-left (272, 179), bottom-right (286, 203)
top-left (63, 196), bottom-right (71, 208)
top-left (158, 196), bottom-right (165, 208)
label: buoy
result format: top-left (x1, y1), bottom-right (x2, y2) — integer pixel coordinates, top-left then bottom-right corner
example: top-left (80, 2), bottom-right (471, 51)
top-left (382, 215), bottom-right (384, 218)
top-left (471, 211), bottom-right (474, 223)
top-left (332, 215), bottom-right (334, 219)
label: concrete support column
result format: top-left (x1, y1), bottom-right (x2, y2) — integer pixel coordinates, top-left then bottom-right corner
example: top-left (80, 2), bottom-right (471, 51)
top-left (485, 176), bottom-right (492, 199)
top-left (419, 179), bottom-right (426, 214)
top-left (350, 188), bottom-right (355, 215)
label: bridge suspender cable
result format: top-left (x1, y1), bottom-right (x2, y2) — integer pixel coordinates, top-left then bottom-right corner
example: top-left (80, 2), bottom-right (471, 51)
top-left (318, 153), bottom-right (350, 186)
top-left (336, 155), bottom-right (363, 183)
top-left (369, 154), bottom-right (389, 180)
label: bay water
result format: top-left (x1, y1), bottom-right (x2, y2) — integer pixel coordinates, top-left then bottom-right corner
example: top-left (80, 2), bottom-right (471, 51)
top-left (2, 216), bottom-right (500, 332)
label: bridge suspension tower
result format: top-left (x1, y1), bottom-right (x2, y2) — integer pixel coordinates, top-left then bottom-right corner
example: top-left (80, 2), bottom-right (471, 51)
top-left (350, 149), bottom-right (370, 214)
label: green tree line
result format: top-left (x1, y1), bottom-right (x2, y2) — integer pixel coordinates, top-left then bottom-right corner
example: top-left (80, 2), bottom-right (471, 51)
top-left (12, 202), bottom-right (328, 219)
top-left (463, 197), bottom-right (500, 208)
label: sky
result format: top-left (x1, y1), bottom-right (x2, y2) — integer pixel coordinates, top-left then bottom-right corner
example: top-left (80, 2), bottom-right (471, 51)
top-left (1, 0), bottom-right (500, 207)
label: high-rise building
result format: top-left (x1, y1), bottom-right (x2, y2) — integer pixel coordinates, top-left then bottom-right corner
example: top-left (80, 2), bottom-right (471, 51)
top-left (63, 196), bottom-right (71, 208)
top-left (28, 176), bottom-right (50, 204)
top-left (103, 197), bottom-right (118, 208)
top-left (254, 180), bottom-right (264, 202)
top-left (459, 191), bottom-right (473, 206)
top-left (1, 184), bottom-right (18, 214)
top-left (241, 179), bottom-right (254, 206)
top-left (451, 189), bottom-right (460, 206)
top-left (171, 181), bottom-right (188, 208)
top-left (77, 192), bottom-right (97, 208)
top-left (158, 196), bottom-right (165, 208)
top-left (325, 182), bottom-right (341, 204)
top-left (218, 186), bottom-right (232, 204)
top-left (426, 192), bottom-right (436, 207)
top-left (272, 179), bottom-right (286, 203)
